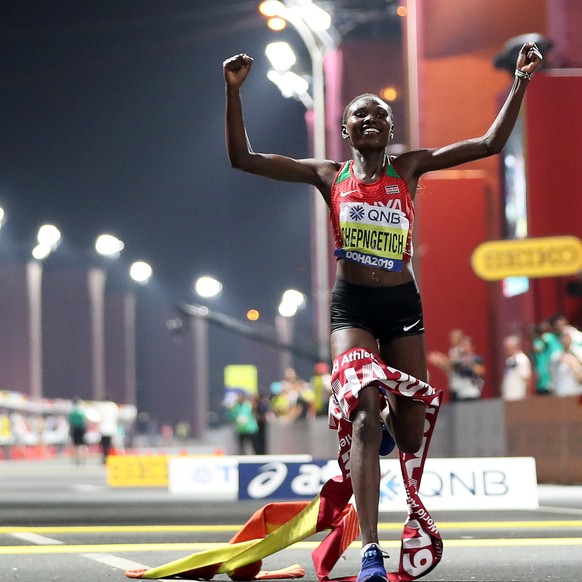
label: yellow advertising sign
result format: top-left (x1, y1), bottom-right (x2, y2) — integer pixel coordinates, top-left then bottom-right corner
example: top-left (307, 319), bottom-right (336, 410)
top-left (106, 455), bottom-right (168, 487)
top-left (471, 236), bottom-right (582, 281)
top-left (224, 365), bottom-right (258, 394)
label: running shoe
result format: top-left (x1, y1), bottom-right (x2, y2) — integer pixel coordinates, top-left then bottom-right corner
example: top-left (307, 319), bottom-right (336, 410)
top-left (356, 543), bottom-right (389, 582)
top-left (378, 422), bottom-right (396, 456)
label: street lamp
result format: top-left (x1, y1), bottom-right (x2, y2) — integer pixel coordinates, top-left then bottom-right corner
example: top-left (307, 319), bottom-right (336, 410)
top-left (129, 261), bottom-right (153, 285)
top-left (95, 233), bottom-right (124, 257)
top-left (260, 0), bottom-right (337, 362)
top-left (189, 275), bottom-right (223, 440)
top-left (278, 288), bottom-right (306, 317)
top-left (29, 224), bottom-right (62, 399)
top-left (265, 43), bottom-right (312, 108)
top-left (194, 275), bottom-right (222, 299)
top-left (276, 288), bottom-right (306, 373)
top-left (90, 233), bottom-right (125, 401)
top-left (32, 224), bottom-right (61, 260)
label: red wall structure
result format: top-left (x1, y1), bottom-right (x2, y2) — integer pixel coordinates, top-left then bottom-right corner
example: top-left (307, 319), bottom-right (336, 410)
top-left (524, 71), bottom-right (582, 324)
top-left (417, 173), bottom-right (492, 397)
top-left (414, 0), bottom-right (582, 390)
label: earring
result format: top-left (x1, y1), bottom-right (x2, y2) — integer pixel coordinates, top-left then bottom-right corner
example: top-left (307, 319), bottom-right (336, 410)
top-left (390, 129), bottom-right (395, 139)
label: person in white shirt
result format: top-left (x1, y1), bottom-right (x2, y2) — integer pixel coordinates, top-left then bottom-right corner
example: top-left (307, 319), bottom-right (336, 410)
top-left (94, 397), bottom-right (120, 463)
top-left (501, 335), bottom-right (532, 401)
top-left (550, 332), bottom-right (582, 396)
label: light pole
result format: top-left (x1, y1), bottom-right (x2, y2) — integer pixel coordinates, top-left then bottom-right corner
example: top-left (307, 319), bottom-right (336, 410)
top-left (29, 224), bottom-right (62, 399)
top-left (275, 288), bottom-right (306, 375)
top-left (124, 261), bottom-right (153, 407)
top-left (260, 0), bottom-right (337, 363)
top-left (191, 275), bottom-right (222, 440)
top-left (91, 233), bottom-right (125, 401)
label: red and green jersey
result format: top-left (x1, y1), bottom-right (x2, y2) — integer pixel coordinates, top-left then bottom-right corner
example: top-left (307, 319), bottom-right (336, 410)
top-left (330, 157), bottom-right (414, 272)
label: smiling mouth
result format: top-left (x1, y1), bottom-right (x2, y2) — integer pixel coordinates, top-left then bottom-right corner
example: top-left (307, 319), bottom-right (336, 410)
top-left (362, 128), bottom-right (380, 135)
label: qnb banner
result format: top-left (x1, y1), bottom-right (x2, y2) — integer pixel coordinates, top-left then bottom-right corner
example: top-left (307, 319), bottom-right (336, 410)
top-left (167, 455), bottom-right (538, 510)
top-left (380, 456), bottom-right (539, 511)
top-left (237, 457), bottom-right (538, 511)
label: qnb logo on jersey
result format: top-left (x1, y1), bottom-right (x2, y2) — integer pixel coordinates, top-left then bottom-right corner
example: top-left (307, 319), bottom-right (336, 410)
top-left (342, 200), bottom-right (404, 225)
top-left (349, 205), bottom-right (365, 221)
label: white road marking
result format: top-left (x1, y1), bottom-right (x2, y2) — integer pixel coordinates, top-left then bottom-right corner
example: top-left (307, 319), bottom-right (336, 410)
top-left (81, 553), bottom-right (149, 572)
top-left (11, 529), bottom-right (149, 573)
top-left (10, 532), bottom-right (63, 545)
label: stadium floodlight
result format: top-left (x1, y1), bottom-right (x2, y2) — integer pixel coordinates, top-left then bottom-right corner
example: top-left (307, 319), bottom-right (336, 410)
top-left (95, 234), bottom-right (124, 257)
top-left (265, 41), bottom-right (297, 71)
top-left (32, 224), bottom-right (62, 260)
top-left (37, 224), bottom-right (61, 248)
top-left (194, 276), bottom-right (222, 298)
top-left (129, 261), bottom-right (153, 285)
top-left (278, 288), bottom-right (306, 317)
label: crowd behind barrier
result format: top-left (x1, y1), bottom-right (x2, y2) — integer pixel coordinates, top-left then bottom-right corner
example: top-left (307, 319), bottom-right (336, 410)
top-left (428, 313), bottom-right (582, 402)
top-left (0, 390), bottom-right (136, 461)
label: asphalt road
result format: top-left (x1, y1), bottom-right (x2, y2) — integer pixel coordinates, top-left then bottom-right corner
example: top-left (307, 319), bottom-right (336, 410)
top-left (1, 458), bottom-right (581, 582)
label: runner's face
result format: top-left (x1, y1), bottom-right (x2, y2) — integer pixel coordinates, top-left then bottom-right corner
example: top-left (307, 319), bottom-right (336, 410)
top-left (343, 97), bottom-right (393, 150)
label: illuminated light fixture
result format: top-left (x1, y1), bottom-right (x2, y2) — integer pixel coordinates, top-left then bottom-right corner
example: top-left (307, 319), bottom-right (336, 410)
top-left (0, 206), bottom-right (5, 228)
top-left (259, 0), bottom-right (284, 18)
top-left (267, 70), bottom-right (310, 101)
top-left (95, 234), bottom-right (124, 257)
top-left (267, 16), bottom-right (286, 31)
top-left (32, 224), bottom-right (62, 260)
top-left (37, 224), bottom-right (61, 248)
top-left (278, 288), bottom-right (306, 318)
top-left (380, 86), bottom-right (398, 102)
top-left (129, 261), bottom-right (153, 284)
top-left (32, 244), bottom-right (52, 260)
top-left (298, 2), bottom-right (331, 32)
top-left (397, 5), bottom-right (408, 17)
top-left (195, 276), bottom-right (222, 298)
top-left (246, 309), bottom-right (260, 321)
top-left (282, 289), bottom-right (305, 307)
top-left (265, 41), bottom-right (297, 71)
top-left (278, 302), bottom-right (297, 317)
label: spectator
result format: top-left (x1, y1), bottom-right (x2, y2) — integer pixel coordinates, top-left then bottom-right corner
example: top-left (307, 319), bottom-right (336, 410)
top-left (311, 362), bottom-right (332, 416)
top-left (253, 394), bottom-right (272, 455)
top-left (175, 421), bottom-right (191, 443)
top-left (501, 335), bottom-right (533, 401)
top-left (428, 328), bottom-right (465, 379)
top-left (429, 332), bottom-right (485, 401)
top-left (68, 398), bottom-right (88, 464)
top-left (530, 321), bottom-right (561, 394)
top-left (550, 332), bottom-right (582, 396)
top-left (94, 396), bottom-right (120, 463)
top-left (449, 336), bottom-right (485, 401)
top-left (549, 314), bottom-right (582, 361)
top-left (226, 392), bottom-right (258, 455)
top-left (271, 368), bottom-right (313, 422)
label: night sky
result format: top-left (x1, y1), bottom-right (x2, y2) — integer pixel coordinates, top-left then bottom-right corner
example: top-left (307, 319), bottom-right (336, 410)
top-left (0, 0), bottom-right (316, 332)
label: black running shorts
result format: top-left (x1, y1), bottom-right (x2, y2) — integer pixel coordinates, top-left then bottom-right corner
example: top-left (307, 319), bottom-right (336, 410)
top-left (330, 279), bottom-right (424, 343)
